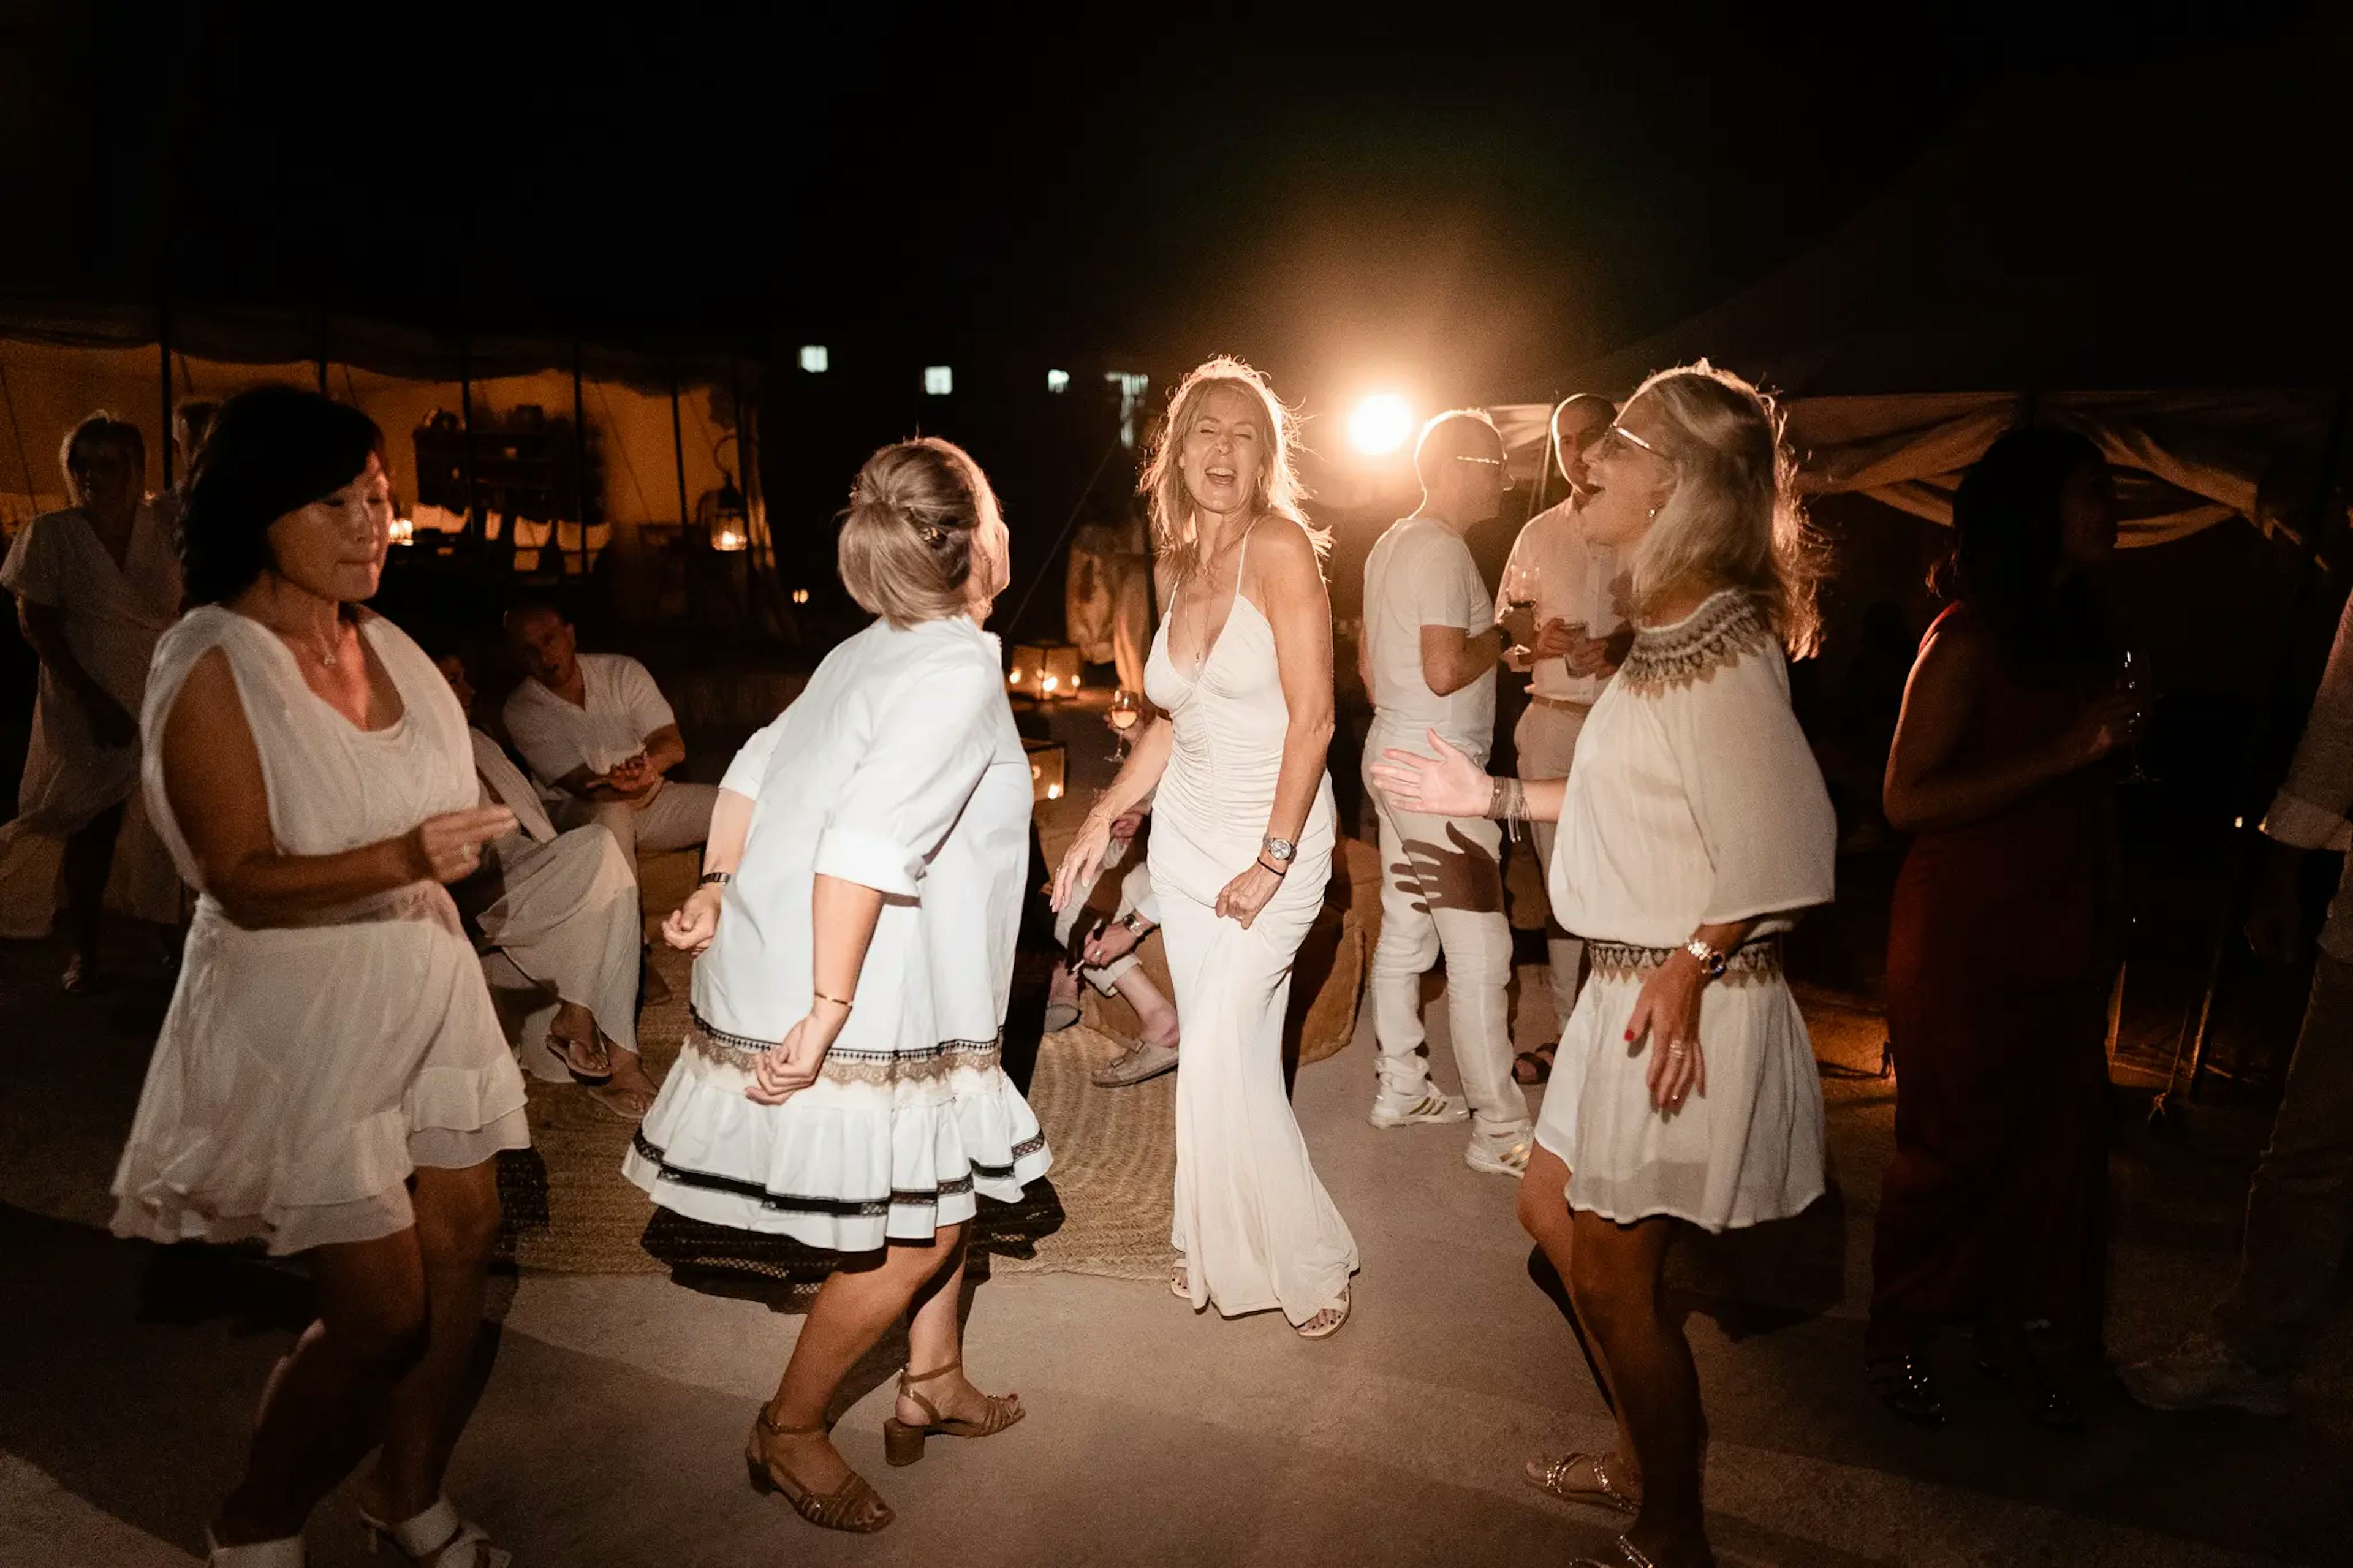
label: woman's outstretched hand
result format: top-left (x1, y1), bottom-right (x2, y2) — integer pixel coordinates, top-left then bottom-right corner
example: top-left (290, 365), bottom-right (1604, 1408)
top-left (663, 885), bottom-right (723, 952)
top-left (1367, 729), bottom-right (1493, 818)
top-left (1052, 808), bottom-right (1116, 913)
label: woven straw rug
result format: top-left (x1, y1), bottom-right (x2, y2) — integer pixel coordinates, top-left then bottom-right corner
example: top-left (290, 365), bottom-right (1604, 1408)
top-left (492, 937), bottom-right (1173, 1282)
top-left (990, 1015), bottom-right (1176, 1280)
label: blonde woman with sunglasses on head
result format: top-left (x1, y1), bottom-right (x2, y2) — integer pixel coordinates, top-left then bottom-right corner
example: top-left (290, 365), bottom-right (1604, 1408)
top-left (1373, 364), bottom-right (1834, 1568)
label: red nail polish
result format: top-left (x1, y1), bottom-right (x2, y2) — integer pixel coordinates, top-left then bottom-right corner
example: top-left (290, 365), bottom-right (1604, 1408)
top-left (1623, 1029), bottom-right (1635, 1041)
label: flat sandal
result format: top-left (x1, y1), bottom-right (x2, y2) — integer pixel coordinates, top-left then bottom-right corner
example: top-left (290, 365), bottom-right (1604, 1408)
top-left (1525, 1450), bottom-right (1639, 1515)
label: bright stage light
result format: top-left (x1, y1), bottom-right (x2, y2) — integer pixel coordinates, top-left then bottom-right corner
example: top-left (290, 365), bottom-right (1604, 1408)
top-left (1348, 394), bottom-right (1414, 456)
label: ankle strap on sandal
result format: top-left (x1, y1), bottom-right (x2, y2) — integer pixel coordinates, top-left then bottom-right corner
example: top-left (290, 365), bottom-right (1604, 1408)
top-left (900, 1360), bottom-right (962, 1386)
top-left (756, 1403), bottom-right (828, 1438)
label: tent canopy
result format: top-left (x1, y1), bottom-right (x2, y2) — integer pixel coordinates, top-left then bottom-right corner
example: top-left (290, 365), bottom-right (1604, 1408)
top-left (1501, 45), bottom-right (2352, 545)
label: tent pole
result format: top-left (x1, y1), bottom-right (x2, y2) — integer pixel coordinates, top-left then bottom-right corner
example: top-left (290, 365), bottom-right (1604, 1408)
top-left (570, 341), bottom-right (589, 580)
top-left (159, 303), bottom-right (175, 491)
top-left (729, 352), bottom-right (759, 632)
top-left (2154, 370), bottom-right (2353, 1132)
top-left (460, 343), bottom-right (482, 553)
top-left (669, 358), bottom-right (691, 530)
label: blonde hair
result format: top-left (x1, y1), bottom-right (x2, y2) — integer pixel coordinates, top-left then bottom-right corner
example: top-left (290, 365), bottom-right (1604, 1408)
top-left (1622, 363), bottom-right (1822, 657)
top-left (837, 437), bottom-right (1003, 628)
top-left (1139, 356), bottom-right (1325, 581)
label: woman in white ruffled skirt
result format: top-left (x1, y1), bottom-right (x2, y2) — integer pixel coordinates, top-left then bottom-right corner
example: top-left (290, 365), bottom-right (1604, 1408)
top-left (626, 438), bottom-right (1049, 1534)
top-left (112, 387), bottom-right (527, 1567)
top-left (1375, 365), bottom-right (1836, 1568)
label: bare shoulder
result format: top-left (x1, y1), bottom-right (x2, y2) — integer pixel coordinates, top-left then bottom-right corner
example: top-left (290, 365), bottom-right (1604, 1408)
top-left (1914, 607), bottom-right (1990, 675)
top-left (1248, 514), bottom-right (1328, 590)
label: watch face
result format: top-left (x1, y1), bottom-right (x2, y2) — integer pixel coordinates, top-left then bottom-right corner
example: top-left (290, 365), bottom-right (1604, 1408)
top-left (1266, 836), bottom-right (1297, 860)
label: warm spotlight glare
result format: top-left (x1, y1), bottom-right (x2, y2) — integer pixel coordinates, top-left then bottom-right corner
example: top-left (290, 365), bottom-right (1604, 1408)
top-left (1047, 783), bottom-right (1063, 800)
top-left (1348, 394), bottom-right (1414, 456)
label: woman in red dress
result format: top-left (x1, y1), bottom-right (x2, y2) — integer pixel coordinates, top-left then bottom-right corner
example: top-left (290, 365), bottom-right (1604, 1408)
top-left (1871, 428), bottom-right (2140, 1428)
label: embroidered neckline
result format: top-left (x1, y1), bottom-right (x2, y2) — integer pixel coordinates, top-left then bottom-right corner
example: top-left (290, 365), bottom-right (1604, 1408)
top-left (1617, 591), bottom-right (1770, 695)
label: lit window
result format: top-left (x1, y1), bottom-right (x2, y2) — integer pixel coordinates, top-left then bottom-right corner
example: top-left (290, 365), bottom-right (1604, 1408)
top-left (798, 345), bottom-right (828, 373)
top-left (1046, 368), bottom-right (1070, 394)
top-left (924, 366), bottom-right (953, 396)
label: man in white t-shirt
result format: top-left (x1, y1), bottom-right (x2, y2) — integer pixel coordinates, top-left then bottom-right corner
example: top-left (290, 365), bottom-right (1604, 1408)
top-left (1358, 411), bottom-right (1531, 1176)
top-left (501, 599), bottom-right (718, 876)
top-left (1495, 393), bottom-right (1630, 1074)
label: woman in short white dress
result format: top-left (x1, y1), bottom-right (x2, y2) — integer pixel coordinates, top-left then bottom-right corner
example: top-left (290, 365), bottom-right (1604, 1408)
top-left (1053, 357), bottom-right (1358, 1339)
top-left (1374, 365), bottom-right (1834, 1568)
top-left (626, 438), bottom-right (1049, 1536)
top-left (112, 387), bottom-right (528, 1568)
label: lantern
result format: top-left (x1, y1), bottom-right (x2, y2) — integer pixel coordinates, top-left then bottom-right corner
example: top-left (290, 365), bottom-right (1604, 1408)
top-left (707, 480), bottom-right (749, 552)
top-left (1023, 737), bottom-right (1067, 803)
top-left (1010, 642), bottom-right (1083, 699)
top-left (387, 516), bottom-right (415, 545)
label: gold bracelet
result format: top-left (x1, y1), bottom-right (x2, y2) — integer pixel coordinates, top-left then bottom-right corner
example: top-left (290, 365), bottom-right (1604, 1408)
top-left (811, 989), bottom-right (854, 1010)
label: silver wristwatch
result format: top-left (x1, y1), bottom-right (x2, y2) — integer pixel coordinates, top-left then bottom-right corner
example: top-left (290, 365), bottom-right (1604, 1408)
top-left (1684, 937), bottom-right (1729, 982)
top-left (1262, 835), bottom-right (1297, 864)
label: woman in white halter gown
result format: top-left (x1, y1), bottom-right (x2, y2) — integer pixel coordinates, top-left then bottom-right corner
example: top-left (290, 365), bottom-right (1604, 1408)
top-left (1056, 358), bottom-right (1357, 1336)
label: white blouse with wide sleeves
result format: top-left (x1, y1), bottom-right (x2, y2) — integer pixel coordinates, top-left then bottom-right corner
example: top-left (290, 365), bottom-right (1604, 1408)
top-left (1537, 589), bottom-right (1836, 1232)
top-left (624, 615), bottom-right (1050, 1251)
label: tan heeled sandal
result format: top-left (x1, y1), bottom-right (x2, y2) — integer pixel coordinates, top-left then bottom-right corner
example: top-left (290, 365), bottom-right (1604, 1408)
top-left (744, 1405), bottom-right (893, 1534)
top-left (882, 1360), bottom-right (1025, 1466)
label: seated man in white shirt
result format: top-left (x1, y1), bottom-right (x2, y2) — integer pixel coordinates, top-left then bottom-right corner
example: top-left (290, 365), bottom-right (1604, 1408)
top-left (438, 650), bottom-right (660, 1116)
top-left (1495, 393), bottom-right (1631, 1085)
top-left (1358, 411), bottom-right (1531, 1176)
top-left (501, 597), bottom-right (718, 873)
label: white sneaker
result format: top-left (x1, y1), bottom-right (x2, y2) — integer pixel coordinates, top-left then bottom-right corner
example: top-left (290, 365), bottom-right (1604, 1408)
top-left (1465, 1126), bottom-right (1533, 1176)
top-left (1368, 1086), bottom-right (1468, 1129)
top-left (2120, 1331), bottom-right (2292, 1416)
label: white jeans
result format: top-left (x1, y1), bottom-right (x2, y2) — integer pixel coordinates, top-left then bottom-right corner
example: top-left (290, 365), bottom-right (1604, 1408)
top-left (1515, 700), bottom-right (1589, 1039)
top-left (557, 780), bottom-right (719, 874)
top-left (1362, 730), bottom-right (1524, 1132)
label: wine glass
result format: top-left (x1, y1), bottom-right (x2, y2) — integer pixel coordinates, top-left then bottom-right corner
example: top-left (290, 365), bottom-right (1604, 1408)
top-left (1107, 688), bottom-right (1143, 757)
top-left (1501, 558), bottom-right (1542, 657)
top-left (2116, 648), bottom-right (2154, 785)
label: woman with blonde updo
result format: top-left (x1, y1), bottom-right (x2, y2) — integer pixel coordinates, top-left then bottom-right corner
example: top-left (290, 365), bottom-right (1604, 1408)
top-left (626, 437), bottom-right (1050, 1536)
top-left (1374, 365), bottom-right (1835, 1568)
top-left (1053, 357), bottom-right (1359, 1339)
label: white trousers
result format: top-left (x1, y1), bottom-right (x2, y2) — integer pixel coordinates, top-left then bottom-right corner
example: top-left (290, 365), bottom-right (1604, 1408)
top-left (1515, 701), bottom-right (1590, 1040)
top-left (1362, 730), bottom-right (1525, 1132)
top-left (469, 825), bottom-right (643, 1077)
top-left (1050, 835), bottom-right (1156, 996)
top-left (558, 780), bottom-right (719, 873)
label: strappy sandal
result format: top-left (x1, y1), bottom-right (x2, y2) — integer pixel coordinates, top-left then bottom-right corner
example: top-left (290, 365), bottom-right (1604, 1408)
top-left (1170, 1262), bottom-right (1196, 1303)
top-left (1296, 1284), bottom-right (1351, 1340)
top-left (1513, 1042), bottom-right (1557, 1085)
top-left (357, 1496), bottom-right (510, 1566)
top-left (882, 1360), bottom-right (1026, 1466)
top-left (1524, 1450), bottom-right (1640, 1515)
top-left (743, 1405), bottom-right (893, 1534)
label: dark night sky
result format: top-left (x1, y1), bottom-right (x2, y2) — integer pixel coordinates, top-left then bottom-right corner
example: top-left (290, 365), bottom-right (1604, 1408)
top-left (0, 4), bottom-right (2317, 406)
